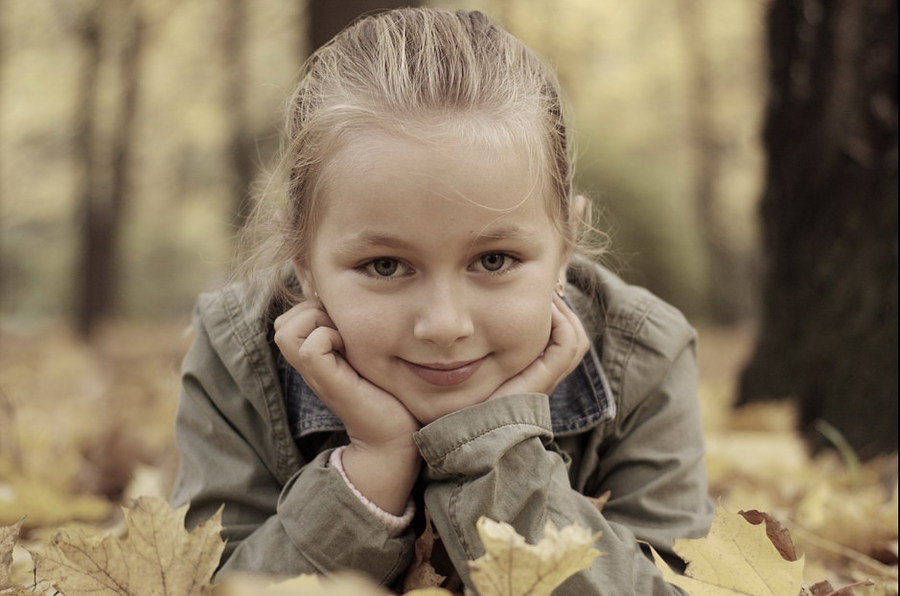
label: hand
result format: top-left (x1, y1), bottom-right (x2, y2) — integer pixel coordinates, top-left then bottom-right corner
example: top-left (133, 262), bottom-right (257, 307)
top-left (274, 300), bottom-right (420, 514)
top-left (273, 300), bottom-right (420, 452)
top-left (488, 294), bottom-right (590, 400)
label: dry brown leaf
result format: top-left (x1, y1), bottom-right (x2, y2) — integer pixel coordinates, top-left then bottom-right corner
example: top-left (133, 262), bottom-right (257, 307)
top-left (810, 580), bottom-right (838, 596)
top-left (740, 509), bottom-right (799, 561)
top-left (808, 579), bottom-right (877, 596)
top-left (216, 571), bottom-right (456, 596)
top-left (0, 466), bottom-right (111, 529)
top-left (215, 572), bottom-right (390, 596)
top-left (403, 508), bottom-right (446, 592)
top-left (468, 517), bottom-right (601, 596)
top-left (649, 504), bottom-right (804, 595)
top-left (32, 495), bottom-right (224, 595)
top-left (585, 490), bottom-right (611, 513)
top-left (1, 519), bottom-right (24, 589)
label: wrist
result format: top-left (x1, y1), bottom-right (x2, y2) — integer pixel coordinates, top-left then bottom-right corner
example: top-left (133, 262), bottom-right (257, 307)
top-left (341, 442), bottom-right (421, 515)
top-left (330, 447), bottom-right (415, 535)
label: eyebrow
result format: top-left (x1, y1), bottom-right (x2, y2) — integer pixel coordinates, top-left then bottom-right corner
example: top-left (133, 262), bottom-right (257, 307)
top-left (333, 232), bottom-right (413, 256)
top-left (333, 224), bottom-right (539, 256)
top-left (473, 224), bottom-right (539, 243)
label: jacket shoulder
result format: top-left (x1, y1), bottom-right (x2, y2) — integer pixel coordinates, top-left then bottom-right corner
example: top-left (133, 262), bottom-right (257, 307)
top-left (570, 259), bottom-right (697, 416)
top-left (194, 279), bottom-right (273, 344)
top-left (571, 259), bottom-right (696, 360)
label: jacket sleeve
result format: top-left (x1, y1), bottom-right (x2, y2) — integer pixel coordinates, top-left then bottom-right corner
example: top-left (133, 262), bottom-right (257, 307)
top-left (170, 301), bottom-right (415, 584)
top-left (413, 324), bottom-right (711, 594)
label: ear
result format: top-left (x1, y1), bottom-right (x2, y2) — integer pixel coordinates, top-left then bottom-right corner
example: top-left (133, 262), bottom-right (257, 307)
top-left (557, 194), bottom-right (586, 286)
top-left (557, 252), bottom-right (571, 290)
top-left (570, 194), bottom-right (587, 235)
top-left (291, 258), bottom-right (315, 299)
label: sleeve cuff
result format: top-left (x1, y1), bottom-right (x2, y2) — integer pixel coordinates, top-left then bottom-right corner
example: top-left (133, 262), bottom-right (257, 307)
top-left (329, 446), bottom-right (415, 537)
top-left (413, 393), bottom-right (553, 478)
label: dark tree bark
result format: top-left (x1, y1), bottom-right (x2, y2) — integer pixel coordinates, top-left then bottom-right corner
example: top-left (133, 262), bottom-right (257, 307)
top-left (739, 0), bottom-right (898, 458)
top-left (0, 0), bottom-right (5, 309)
top-left (308, 0), bottom-right (420, 52)
top-left (223, 0), bottom-right (255, 230)
top-left (72, 7), bottom-right (104, 336)
top-left (76, 2), bottom-right (145, 338)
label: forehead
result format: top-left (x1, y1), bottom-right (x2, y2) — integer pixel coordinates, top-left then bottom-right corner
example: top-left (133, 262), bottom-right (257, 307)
top-left (308, 127), bottom-right (560, 250)
top-left (320, 124), bottom-right (549, 211)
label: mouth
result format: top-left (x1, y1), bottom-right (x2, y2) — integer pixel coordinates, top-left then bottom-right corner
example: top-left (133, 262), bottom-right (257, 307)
top-left (402, 357), bottom-right (486, 387)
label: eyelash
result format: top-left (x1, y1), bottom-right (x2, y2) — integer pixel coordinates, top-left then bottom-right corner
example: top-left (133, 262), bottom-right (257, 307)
top-left (358, 252), bottom-right (521, 280)
top-left (472, 252), bottom-right (520, 275)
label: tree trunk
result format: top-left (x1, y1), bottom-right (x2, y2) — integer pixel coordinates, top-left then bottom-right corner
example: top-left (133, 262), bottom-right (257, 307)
top-left (223, 0), bottom-right (255, 230)
top-left (739, 0), bottom-right (898, 459)
top-left (0, 0), bottom-right (5, 309)
top-left (73, 7), bottom-right (104, 337)
top-left (307, 0), bottom-right (420, 52)
top-left (676, 0), bottom-right (754, 324)
top-left (76, 3), bottom-right (145, 338)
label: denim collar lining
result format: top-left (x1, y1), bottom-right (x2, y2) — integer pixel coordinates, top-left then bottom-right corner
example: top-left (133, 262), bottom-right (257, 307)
top-left (277, 340), bottom-right (615, 440)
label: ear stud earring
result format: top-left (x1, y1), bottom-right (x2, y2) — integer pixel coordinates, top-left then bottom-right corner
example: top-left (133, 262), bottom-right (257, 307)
top-left (555, 281), bottom-right (566, 297)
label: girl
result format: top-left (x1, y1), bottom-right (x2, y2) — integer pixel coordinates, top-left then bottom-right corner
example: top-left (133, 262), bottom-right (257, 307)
top-left (171, 8), bottom-right (713, 594)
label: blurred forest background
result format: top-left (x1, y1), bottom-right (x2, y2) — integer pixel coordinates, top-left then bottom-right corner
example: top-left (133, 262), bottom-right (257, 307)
top-left (0, 0), bottom-right (765, 325)
top-left (0, 0), bottom-right (897, 591)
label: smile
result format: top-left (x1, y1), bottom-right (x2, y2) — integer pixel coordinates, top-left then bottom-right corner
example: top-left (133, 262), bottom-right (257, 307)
top-left (402, 357), bottom-right (486, 387)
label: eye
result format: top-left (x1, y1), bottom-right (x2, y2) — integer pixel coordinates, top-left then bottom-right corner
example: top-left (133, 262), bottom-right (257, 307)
top-left (473, 252), bottom-right (516, 274)
top-left (364, 258), bottom-right (403, 277)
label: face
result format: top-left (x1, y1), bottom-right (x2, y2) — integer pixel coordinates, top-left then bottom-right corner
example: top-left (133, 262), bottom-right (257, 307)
top-left (298, 129), bottom-right (569, 424)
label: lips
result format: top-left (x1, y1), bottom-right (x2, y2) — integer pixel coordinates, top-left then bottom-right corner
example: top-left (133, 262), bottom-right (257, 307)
top-left (403, 357), bottom-right (485, 386)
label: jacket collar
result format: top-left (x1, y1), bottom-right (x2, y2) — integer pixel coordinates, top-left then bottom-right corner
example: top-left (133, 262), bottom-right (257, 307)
top-left (276, 296), bottom-right (616, 439)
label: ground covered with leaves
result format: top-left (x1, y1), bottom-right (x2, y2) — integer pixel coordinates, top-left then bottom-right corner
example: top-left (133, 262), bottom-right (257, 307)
top-left (0, 321), bottom-right (896, 595)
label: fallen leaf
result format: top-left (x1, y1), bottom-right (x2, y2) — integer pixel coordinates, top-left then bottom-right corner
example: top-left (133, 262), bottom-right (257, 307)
top-left (1, 519), bottom-right (23, 589)
top-left (809, 580), bottom-right (837, 596)
top-left (649, 505), bottom-right (804, 595)
top-left (740, 509), bottom-right (798, 561)
top-left (585, 490), bottom-right (611, 513)
top-left (33, 495), bottom-right (224, 595)
top-left (215, 573), bottom-right (325, 596)
top-left (808, 579), bottom-right (877, 596)
top-left (215, 571), bottom-right (407, 596)
top-left (0, 469), bottom-right (111, 528)
top-left (469, 517), bottom-right (601, 596)
top-left (403, 508), bottom-right (446, 592)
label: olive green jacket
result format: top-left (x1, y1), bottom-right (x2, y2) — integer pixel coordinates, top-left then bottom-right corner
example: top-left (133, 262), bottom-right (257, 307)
top-left (171, 261), bottom-right (713, 594)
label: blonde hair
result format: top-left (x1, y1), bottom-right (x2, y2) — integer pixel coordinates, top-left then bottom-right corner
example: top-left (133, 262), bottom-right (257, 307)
top-left (236, 8), bottom-right (602, 307)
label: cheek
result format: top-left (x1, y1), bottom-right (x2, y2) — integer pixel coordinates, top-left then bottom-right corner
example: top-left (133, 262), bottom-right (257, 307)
top-left (323, 296), bottom-right (400, 357)
top-left (483, 294), bottom-right (553, 352)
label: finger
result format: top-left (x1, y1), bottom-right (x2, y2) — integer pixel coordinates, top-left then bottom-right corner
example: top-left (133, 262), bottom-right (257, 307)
top-left (551, 295), bottom-right (590, 356)
top-left (298, 324), bottom-right (346, 359)
top-left (274, 303), bottom-right (336, 357)
top-left (292, 325), bottom-right (350, 397)
top-left (274, 300), bottom-right (335, 331)
top-left (540, 299), bottom-right (588, 388)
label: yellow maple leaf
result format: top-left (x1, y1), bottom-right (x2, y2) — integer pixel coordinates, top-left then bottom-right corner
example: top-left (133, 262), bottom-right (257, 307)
top-left (32, 495), bottom-right (224, 596)
top-left (216, 572), bottom-right (375, 596)
top-left (1, 519), bottom-right (24, 590)
top-left (0, 462), bottom-right (111, 528)
top-left (468, 517), bottom-right (602, 596)
top-left (649, 505), bottom-right (805, 595)
top-left (216, 571), bottom-right (456, 596)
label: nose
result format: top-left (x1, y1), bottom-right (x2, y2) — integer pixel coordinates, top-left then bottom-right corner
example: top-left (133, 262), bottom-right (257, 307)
top-left (413, 282), bottom-right (474, 347)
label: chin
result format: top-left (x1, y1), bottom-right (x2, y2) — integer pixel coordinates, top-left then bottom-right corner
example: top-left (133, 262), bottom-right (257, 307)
top-left (413, 387), bottom-right (496, 426)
